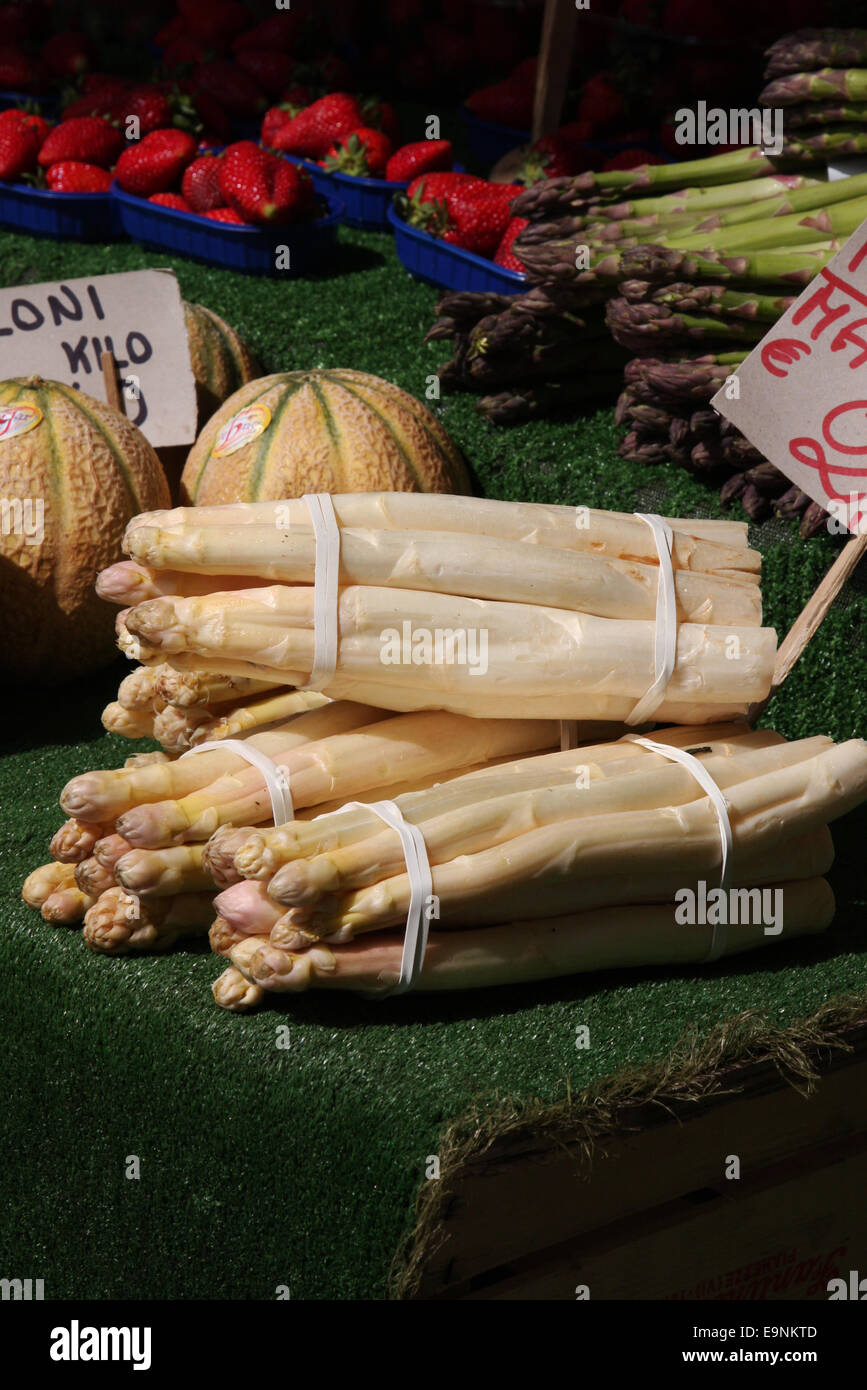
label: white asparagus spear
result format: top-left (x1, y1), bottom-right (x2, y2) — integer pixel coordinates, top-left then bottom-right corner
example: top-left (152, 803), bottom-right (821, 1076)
top-left (97, 560), bottom-right (273, 606)
top-left (125, 495), bottom-right (756, 572)
top-left (23, 860), bottom-right (76, 907)
top-left (115, 844), bottom-right (214, 897)
top-left (61, 700), bottom-right (387, 823)
top-left (189, 689), bottom-right (334, 744)
top-left (117, 664), bottom-right (163, 711)
top-left (93, 835), bottom-right (134, 870)
top-left (152, 703), bottom-right (213, 754)
top-left (49, 818), bottom-right (113, 864)
top-left (127, 524), bottom-right (761, 626)
top-left (42, 886), bottom-right (97, 924)
top-left (242, 878), bottom-right (834, 998)
top-left (82, 888), bottom-right (214, 953)
top-left (101, 702), bottom-right (156, 740)
top-left (74, 857), bottom-right (116, 899)
top-left (154, 665), bottom-right (286, 709)
top-left (115, 608), bottom-right (159, 664)
top-left (126, 585), bottom-right (776, 718)
top-left (268, 735), bottom-right (834, 905)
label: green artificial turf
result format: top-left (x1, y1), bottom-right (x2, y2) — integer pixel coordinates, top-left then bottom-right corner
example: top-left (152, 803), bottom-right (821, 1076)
top-left (1, 223), bottom-right (866, 1301)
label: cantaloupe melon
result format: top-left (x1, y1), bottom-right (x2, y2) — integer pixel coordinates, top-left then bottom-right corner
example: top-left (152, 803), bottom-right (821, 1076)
top-left (180, 369), bottom-right (471, 505)
top-left (183, 301), bottom-right (260, 425)
top-left (0, 376), bottom-right (170, 683)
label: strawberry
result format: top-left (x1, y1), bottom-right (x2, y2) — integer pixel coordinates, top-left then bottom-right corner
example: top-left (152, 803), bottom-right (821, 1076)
top-left (114, 128), bottom-right (198, 197)
top-left (576, 73), bottom-right (624, 132)
top-left (219, 142), bottom-right (309, 224)
top-left (385, 139), bottom-right (452, 184)
top-left (359, 96), bottom-right (400, 146)
top-left (193, 61), bottom-right (267, 119)
top-left (148, 192), bottom-right (192, 211)
top-left (235, 49), bottom-right (293, 99)
top-left (601, 148), bottom-right (664, 171)
top-left (120, 86), bottom-right (174, 138)
top-left (233, 12), bottom-right (301, 53)
top-left (186, 88), bottom-right (231, 144)
top-left (261, 104), bottom-right (298, 150)
top-left (401, 170), bottom-right (482, 221)
top-left (204, 205), bottom-right (246, 224)
top-left (268, 92), bottom-right (363, 159)
top-left (163, 35), bottom-right (211, 71)
top-left (0, 108), bottom-right (48, 181)
top-left (181, 153), bottom-right (225, 212)
top-left (519, 125), bottom-right (596, 184)
top-left (439, 183), bottom-right (519, 256)
top-left (0, 46), bottom-right (45, 91)
top-left (422, 23), bottom-right (475, 73)
top-left (45, 160), bottom-right (112, 192)
top-left (323, 127), bottom-right (392, 178)
top-left (38, 116), bottom-right (124, 170)
top-left (42, 32), bottom-right (91, 80)
top-left (493, 216), bottom-right (528, 273)
top-left (179, 0), bottom-right (246, 44)
top-left (465, 76), bottom-right (534, 129)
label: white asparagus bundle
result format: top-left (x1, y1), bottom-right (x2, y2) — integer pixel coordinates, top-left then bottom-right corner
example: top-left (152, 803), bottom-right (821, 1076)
top-left (49, 819), bottom-right (113, 864)
top-left (125, 584), bottom-right (776, 724)
top-left (115, 494), bottom-right (771, 725)
top-left (115, 844), bottom-right (214, 897)
top-left (216, 877), bottom-right (833, 1004)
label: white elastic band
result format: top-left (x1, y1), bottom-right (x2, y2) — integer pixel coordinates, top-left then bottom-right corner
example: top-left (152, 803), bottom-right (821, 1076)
top-left (180, 739), bottom-right (294, 824)
top-left (625, 734), bottom-right (733, 963)
top-left (559, 512), bottom-right (678, 749)
top-left (625, 513), bottom-right (677, 727)
top-left (341, 799), bottom-right (433, 998)
top-left (298, 492), bottom-right (340, 691)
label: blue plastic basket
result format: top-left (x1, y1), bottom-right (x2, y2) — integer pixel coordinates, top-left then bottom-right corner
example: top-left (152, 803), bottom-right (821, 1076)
top-left (112, 183), bottom-right (344, 275)
top-left (459, 105), bottom-right (530, 168)
top-left (387, 203), bottom-right (525, 294)
top-left (284, 155), bottom-right (402, 230)
top-left (0, 180), bottom-right (118, 240)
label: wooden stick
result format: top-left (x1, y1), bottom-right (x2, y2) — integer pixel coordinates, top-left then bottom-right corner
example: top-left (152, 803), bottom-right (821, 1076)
top-left (749, 530), bottom-right (867, 723)
top-left (532, 0), bottom-right (578, 141)
top-left (101, 350), bottom-right (124, 414)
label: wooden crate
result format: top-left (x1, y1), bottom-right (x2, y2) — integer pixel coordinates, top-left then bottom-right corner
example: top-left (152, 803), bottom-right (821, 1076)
top-left (409, 1024), bottom-right (867, 1300)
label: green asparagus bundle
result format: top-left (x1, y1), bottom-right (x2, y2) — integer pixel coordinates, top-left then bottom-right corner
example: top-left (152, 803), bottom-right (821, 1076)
top-left (205, 723), bottom-right (867, 1007)
top-left (606, 299), bottom-right (768, 355)
top-left (765, 30), bottom-right (867, 81)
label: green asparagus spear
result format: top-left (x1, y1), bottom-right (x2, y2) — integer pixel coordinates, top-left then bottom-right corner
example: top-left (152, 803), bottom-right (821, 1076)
top-left (765, 30), bottom-right (867, 81)
top-left (762, 68), bottom-right (867, 106)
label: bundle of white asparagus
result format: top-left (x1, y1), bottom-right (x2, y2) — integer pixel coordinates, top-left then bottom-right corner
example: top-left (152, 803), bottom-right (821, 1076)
top-left (21, 691), bottom-right (562, 954)
top-left (207, 722), bottom-right (867, 1010)
top-left (107, 494), bottom-right (776, 724)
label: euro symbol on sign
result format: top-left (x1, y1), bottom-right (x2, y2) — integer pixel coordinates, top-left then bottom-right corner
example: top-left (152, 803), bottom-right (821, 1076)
top-left (760, 337), bottom-right (811, 379)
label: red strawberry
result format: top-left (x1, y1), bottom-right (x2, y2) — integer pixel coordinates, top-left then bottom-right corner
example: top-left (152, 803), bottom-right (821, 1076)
top-left (193, 61), bottom-right (267, 119)
top-left (261, 104), bottom-right (297, 150)
top-left (576, 73), bottom-right (624, 132)
top-left (148, 192), bottom-right (192, 211)
top-left (180, 0), bottom-right (246, 44)
top-left (436, 183), bottom-right (520, 256)
top-left (114, 128), bottom-right (198, 197)
top-left (323, 127), bottom-right (392, 178)
top-left (163, 35), bottom-right (211, 70)
top-left (423, 23), bottom-right (475, 73)
top-left (46, 160), bottom-right (112, 192)
top-left (186, 88), bottom-right (231, 144)
top-left (493, 216), bottom-right (528, 273)
top-left (38, 116), bottom-right (124, 170)
top-left (520, 126), bottom-right (596, 184)
top-left (181, 154), bottom-right (225, 212)
top-left (359, 97), bottom-right (400, 146)
top-left (465, 77), bottom-right (534, 129)
top-left (268, 92), bottom-right (363, 160)
top-left (119, 85), bottom-right (174, 138)
top-left (601, 148), bottom-right (664, 171)
top-left (0, 46), bottom-right (45, 91)
top-left (42, 32), bottom-right (91, 80)
top-left (0, 108), bottom-right (48, 180)
top-left (204, 205), bottom-right (246, 224)
top-left (219, 142), bottom-right (309, 224)
top-left (385, 139), bottom-right (452, 184)
top-left (235, 49), bottom-right (293, 99)
top-left (402, 170), bottom-right (482, 220)
top-left (233, 12), bottom-right (301, 53)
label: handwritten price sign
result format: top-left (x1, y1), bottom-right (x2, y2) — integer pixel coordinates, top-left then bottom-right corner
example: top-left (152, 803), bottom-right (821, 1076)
top-left (714, 224), bottom-right (867, 534)
top-left (0, 269), bottom-right (197, 449)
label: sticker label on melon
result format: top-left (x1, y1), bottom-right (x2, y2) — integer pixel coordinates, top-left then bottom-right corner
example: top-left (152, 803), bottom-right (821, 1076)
top-left (212, 403), bottom-right (272, 458)
top-left (0, 403), bottom-right (43, 441)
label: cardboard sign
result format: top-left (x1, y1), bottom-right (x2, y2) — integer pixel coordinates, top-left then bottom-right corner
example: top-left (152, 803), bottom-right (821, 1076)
top-left (0, 269), bottom-right (197, 449)
top-left (713, 223), bottom-right (867, 535)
